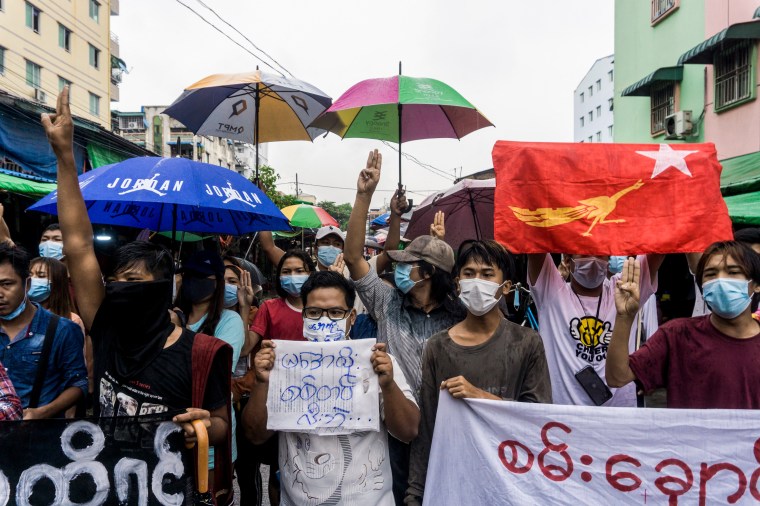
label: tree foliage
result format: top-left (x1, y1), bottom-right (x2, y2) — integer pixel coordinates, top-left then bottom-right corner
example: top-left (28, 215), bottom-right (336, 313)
top-left (317, 201), bottom-right (353, 230)
top-left (252, 165), bottom-right (298, 209)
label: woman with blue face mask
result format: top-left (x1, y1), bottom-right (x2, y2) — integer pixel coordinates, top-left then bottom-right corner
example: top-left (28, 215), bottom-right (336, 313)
top-left (29, 257), bottom-right (90, 416)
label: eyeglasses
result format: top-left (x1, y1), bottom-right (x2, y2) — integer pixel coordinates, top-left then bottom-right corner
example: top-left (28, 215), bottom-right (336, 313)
top-left (302, 307), bottom-right (351, 321)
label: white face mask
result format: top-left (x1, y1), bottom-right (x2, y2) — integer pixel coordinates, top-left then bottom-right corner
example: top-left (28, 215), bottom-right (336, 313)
top-left (458, 278), bottom-right (505, 316)
top-left (302, 316), bottom-right (348, 342)
top-left (571, 258), bottom-right (609, 289)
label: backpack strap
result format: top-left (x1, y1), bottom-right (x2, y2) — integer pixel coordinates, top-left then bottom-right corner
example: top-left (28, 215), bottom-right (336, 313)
top-left (28, 314), bottom-right (60, 409)
top-left (191, 332), bottom-right (233, 506)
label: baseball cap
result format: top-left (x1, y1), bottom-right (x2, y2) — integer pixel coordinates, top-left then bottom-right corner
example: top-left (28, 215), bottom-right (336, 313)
top-left (316, 225), bottom-right (345, 241)
top-left (387, 236), bottom-right (455, 273)
top-left (181, 250), bottom-right (225, 277)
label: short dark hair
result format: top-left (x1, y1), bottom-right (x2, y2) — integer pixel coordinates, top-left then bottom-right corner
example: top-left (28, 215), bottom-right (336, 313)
top-left (734, 228), bottom-right (760, 246)
top-left (113, 241), bottom-right (174, 281)
top-left (695, 240), bottom-right (760, 291)
top-left (301, 270), bottom-right (356, 309)
top-left (275, 249), bottom-right (315, 299)
top-left (456, 240), bottom-right (515, 281)
top-left (0, 244), bottom-right (30, 280)
top-left (43, 223), bottom-right (60, 233)
top-left (417, 260), bottom-right (457, 305)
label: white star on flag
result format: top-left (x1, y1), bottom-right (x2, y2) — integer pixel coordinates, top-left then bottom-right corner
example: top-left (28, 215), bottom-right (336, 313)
top-left (635, 144), bottom-right (699, 178)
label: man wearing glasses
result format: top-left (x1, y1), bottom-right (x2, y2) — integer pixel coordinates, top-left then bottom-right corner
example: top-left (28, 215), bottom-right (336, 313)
top-left (243, 271), bottom-right (420, 505)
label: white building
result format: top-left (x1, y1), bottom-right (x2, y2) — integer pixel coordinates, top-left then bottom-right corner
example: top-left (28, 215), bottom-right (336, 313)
top-left (573, 55), bottom-right (615, 143)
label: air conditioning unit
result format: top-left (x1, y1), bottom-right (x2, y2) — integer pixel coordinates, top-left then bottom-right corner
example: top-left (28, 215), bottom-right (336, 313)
top-left (127, 121), bottom-right (139, 129)
top-left (34, 88), bottom-right (46, 103)
top-left (665, 110), bottom-right (693, 138)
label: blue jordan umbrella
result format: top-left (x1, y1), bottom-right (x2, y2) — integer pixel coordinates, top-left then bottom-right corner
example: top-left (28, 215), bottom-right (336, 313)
top-left (27, 157), bottom-right (291, 236)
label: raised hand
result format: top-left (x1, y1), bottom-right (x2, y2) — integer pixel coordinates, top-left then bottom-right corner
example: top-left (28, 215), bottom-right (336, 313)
top-left (357, 149), bottom-right (382, 195)
top-left (329, 253), bottom-right (346, 274)
top-left (237, 269), bottom-right (255, 308)
top-left (390, 189), bottom-right (408, 217)
top-left (614, 257), bottom-right (641, 317)
top-left (40, 86), bottom-right (73, 159)
top-left (254, 340), bottom-right (276, 383)
top-left (430, 211), bottom-right (445, 240)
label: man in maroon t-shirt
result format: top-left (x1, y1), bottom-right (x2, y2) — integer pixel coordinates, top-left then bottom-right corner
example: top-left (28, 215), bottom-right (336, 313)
top-left (606, 241), bottom-right (760, 409)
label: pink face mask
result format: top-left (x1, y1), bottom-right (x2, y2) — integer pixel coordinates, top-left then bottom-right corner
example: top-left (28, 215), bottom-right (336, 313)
top-left (571, 258), bottom-right (609, 289)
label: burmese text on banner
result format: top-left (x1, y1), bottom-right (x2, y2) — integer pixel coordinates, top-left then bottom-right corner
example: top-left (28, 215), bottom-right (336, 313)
top-left (423, 392), bottom-right (760, 506)
top-left (492, 141), bottom-right (733, 254)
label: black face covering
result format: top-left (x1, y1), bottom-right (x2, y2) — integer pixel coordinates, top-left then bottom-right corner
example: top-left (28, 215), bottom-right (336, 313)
top-left (93, 279), bottom-right (174, 380)
top-left (181, 277), bottom-right (217, 304)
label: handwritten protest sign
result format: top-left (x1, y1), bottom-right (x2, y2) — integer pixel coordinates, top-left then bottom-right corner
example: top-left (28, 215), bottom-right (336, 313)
top-left (424, 392), bottom-right (760, 505)
top-left (0, 413), bottom-right (193, 505)
top-left (266, 339), bottom-right (380, 434)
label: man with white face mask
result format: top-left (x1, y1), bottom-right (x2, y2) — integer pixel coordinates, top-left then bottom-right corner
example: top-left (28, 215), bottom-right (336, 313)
top-left (405, 240), bottom-right (551, 506)
top-left (244, 271), bottom-right (420, 505)
top-left (526, 251), bottom-right (663, 407)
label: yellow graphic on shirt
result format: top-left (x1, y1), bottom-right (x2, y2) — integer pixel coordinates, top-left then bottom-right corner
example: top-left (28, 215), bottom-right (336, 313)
top-left (509, 180), bottom-right (644, 237)
top-left (569, 316), bottom-right (612, 364)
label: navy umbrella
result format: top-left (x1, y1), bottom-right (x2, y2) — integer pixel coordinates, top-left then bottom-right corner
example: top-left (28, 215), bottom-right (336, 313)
top-left (27, 157), bottom-right (290, 236)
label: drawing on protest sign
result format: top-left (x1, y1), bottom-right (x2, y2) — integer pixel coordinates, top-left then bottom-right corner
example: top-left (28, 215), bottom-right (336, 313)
top-left (424, 392), bottom-right (760, 505)
top-left (266, 339), bottom-right (380, 434)
top-left (0, 413), bottom-right (194, 506)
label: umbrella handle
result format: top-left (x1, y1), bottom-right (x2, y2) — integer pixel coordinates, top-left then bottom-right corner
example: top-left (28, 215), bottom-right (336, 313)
top-left (191, 419), bottom-right (210, 494)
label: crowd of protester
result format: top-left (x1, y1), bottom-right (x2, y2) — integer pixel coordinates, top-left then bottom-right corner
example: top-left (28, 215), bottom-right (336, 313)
top-left (0, 87), bottom-right (758, 505)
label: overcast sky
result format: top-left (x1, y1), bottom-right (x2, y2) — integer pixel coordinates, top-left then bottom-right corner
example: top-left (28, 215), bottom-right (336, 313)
top-left (112, 1), bottom-right (613, 208)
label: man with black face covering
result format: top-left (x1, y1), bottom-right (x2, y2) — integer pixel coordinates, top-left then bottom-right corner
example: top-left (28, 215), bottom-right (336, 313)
top-left (41, 88), bottom-right (234, 502)
top-left (526, 252), bottom-right (664, 407)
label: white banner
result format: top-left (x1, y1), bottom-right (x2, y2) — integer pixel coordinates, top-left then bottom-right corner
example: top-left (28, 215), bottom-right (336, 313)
top-left (424, 392), bottom-right (760, 505)
top-left (266, 339), bottom-right (380, 434)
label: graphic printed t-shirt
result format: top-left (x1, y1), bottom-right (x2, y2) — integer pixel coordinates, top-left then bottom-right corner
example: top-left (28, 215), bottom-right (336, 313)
top-left (279, 355), bottom-right (416, 506)
top-left (250, 297), bottom-right (305, 341)
top-left (98, 328), bottom-right (228, 417)
top-left (629, 315), bottom-right (760, 408)
top-left (529, 254), bottom-right (656, 406)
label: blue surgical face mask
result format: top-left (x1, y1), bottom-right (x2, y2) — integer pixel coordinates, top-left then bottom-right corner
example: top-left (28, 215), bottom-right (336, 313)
top-left (39, 241), bottom-right (64, 260)
top-left (224, 283), bottom-right (238, 308)
top-left (280, 274), bottom-right (309, 297)
top-left (394, 263), bottom-right (421, 294)
top-left (702, 278), bottom-right (752, 319)
top-left (0, 294), bottom-right (27, 321)
top-left (317, 246), bottom-right (342, 267)
top-left (28, 278), bottom-right (51, 303)
top-left (609, 256), bottom-right (626, 275)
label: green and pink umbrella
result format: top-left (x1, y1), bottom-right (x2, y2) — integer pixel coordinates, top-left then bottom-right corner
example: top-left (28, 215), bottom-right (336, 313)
top-left (280, 204), bottom-right (339, 229)
top-left (311, 65), bottom-right (493, 188)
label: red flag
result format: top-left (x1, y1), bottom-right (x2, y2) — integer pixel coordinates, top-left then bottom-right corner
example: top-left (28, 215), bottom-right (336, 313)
top-left (492, 141), bottom-right (733, 255)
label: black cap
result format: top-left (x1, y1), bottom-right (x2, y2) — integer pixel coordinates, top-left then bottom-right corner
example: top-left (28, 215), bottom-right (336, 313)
top-left (181, 250), bottom-right (225, 277)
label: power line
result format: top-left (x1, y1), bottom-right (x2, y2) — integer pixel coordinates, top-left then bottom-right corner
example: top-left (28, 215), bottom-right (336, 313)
top-left (193, 0), bottom-right (294, 78)
top-left (174, 0), bottom-right (285, 76)
top-left (380, 141), bottom-right (456, 181)
top-left (279, 180), bottom-right (437, 197)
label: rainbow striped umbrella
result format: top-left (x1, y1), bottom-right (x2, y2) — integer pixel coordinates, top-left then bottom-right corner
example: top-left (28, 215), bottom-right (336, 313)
top-left (280, 204), bottom-right (338, 229)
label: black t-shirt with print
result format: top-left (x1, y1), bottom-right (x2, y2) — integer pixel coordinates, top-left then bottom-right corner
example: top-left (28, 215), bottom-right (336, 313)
top-left (97, 328), bottom-right (227, 417)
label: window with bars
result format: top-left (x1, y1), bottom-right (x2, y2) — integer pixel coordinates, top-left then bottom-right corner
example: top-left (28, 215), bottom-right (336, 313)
top-left (714, 40), bottom-right (754, 111)
top-left (650, 82), bottom-right (675, 134)
top-left (651, 0), bottom-right (677, 23)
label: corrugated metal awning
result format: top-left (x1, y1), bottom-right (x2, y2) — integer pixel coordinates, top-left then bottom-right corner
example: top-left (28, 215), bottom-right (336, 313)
top-left (621, 66), bottom-right (683, 97)
top-left (678, 20), bottom-right (760, 65)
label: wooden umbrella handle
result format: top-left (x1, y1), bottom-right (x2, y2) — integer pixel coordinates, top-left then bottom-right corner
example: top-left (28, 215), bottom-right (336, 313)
top-left (191, 419), bottom-right (209, 494)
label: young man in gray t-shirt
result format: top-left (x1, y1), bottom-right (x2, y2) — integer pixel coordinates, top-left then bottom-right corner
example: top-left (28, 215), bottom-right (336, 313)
top-left (405, 240), bottom-right (552, 506)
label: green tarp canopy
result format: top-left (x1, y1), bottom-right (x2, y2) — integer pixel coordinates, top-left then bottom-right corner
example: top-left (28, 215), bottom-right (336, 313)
top-left (0, 171), bottom-right (56, 197)
top-left (273, 230), bottom-right (303, 238)
top-left (724, 192), bottom-right (760, 226)
top-left (678, 19), bottom-right (760, 64)
top-left (621, 66), bottom-right (684, 97)
top-left (86, 142), bottom-right (130, 169)
top-left (720, 150), bottom-right (760, 197)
